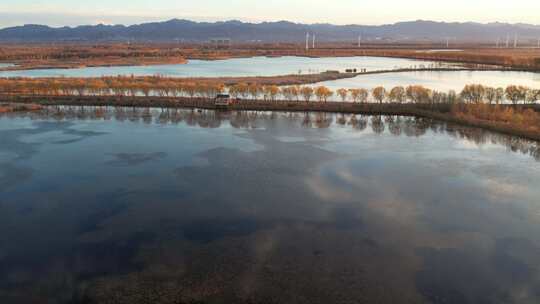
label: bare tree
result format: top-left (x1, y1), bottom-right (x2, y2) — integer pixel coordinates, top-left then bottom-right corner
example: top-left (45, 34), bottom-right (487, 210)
top-left (372, 86), bottom-right (386, 104)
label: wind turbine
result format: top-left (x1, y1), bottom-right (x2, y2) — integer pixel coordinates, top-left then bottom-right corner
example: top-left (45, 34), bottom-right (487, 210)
top-left (358, 34), bottom-right (362, 48)
top-left (312, 34), bottom-right (316, 49)
top-left (514, 33), bottom-right (518, 48)
top-left (306, 33), bottom-right (310, 50)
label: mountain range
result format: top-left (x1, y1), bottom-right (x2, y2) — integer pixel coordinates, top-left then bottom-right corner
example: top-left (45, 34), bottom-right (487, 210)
top-left (1, 19), bottom-right (540, 43)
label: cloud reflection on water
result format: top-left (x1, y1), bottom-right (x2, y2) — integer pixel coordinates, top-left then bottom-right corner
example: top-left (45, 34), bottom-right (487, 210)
top-left (0, 107), bottom-right (539, 303)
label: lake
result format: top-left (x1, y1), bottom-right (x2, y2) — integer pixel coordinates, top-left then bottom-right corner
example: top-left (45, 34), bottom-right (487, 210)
top-left (0, 56), bottom-right (538, 92)
top-left (0, 56), bottom-right (449, 78)
top-left (1, 107), bottom-right (540, 303)
top-left (318, 69), bottom-right (540, 92)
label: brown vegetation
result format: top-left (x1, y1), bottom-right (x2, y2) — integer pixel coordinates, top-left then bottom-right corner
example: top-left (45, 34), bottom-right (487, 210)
top-left (348, 48), bottom-right (540, 71)
top-left (2, 43), bottom-right (540, 71)
top-left (3, 97), bottom-right (540, 142)
top-left (1, 77), bottom-right (537, 106)
top-left (0, 44), bottom-right (187, 70)
top-left (0, 72), bottom-right (359, 96)
top-left (0, 102), bottom-right (42, 113)
top-left (1, 76), bottom-right (539, 140)
top-left (451, 103), bottom-right (540, 134)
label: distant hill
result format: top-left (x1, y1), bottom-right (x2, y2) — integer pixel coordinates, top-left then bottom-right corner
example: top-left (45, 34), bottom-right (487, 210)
top-left (1, 19), bottom-right (540, 43)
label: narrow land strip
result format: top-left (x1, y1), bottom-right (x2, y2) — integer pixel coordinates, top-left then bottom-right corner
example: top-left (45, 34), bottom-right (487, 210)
top-left (0, 102), bottom-right (42, 113)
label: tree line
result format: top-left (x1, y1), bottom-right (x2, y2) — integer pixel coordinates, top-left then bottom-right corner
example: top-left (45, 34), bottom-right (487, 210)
top-left (0, 76), bottom-right (539, 105)
top-left (11, 105), bottom-right (540, 161)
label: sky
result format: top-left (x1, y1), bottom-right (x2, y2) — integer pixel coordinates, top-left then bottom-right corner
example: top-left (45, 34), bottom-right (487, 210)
top-left (0, 0), bottom-right (539, 28)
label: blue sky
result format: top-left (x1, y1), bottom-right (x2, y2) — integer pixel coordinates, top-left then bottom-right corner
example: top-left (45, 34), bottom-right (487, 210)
top-left (1, 0), bottom-right (539, 28)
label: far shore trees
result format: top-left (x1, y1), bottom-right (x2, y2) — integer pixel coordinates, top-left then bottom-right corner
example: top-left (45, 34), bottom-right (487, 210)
top-left (315, 86), bottom-right (333, 103)
top-left (347, 88), bottom-right (370, 103)
top-left (281, 86), bottom-right (293, 101)
top-left (526, 89), bottom-right (540, 104)
top-left (406, 85), bottom-right (431, 104)
top-left (505, 85), bottom-right (529, 105)
top-left (357, 89), bottom-right (369, 103)
top-left (461, 84), bottom-right (486, 104)
top-left (291, 85), bottom-right (301, 101)
top-left (263, 85), bottom-right (280, 102)
top-left (301, 86), bottom-right (314, 102)
top-left (485, 87), bottom-right (497, 104)
top-left (348, 89), bottom-right (361, 103)
top-left (248, 83), bottom-right (261, 100)
top-left (389, 86), bottom-right (406, 103)
top-left (482, 86), bottom-right (505, 105)
top-left (337, 88), bottom-right (349, 102)
top-left (184, 83), bottom-right (197, 98)
top-left (281, 86), bottom-right (301, 101)
top-left (372, 86), bottom-right (387, 104)
top-left (235, 83), bottom-right (250, 99)
top-left (1, 76), bottom-right (538, 108)
top-left (206, 83), bottom-right (224, 99)
top-left (495, 87), bottom-right (505, 104)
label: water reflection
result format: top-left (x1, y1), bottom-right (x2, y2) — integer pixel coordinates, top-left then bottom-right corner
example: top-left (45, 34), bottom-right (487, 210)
top-left (0, 56), bottom-right (455, 78)
top-left (319, 70), bottom-right (540, 92)
top-left (1, 107), bottom-right (540, 304)
top-left (5, 106), bottom-right (538, 161)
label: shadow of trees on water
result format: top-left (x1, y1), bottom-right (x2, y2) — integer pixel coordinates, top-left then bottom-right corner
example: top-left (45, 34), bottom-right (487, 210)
top-left (2, 105), bottom-right (539, 161)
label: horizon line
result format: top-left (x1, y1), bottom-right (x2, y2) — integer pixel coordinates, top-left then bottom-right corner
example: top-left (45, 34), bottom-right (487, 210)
top-left (2, 17), bottom-right (540, 30)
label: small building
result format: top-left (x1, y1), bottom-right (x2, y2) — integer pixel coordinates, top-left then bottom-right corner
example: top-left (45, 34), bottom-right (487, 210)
top-left (214, 94), bottom-right (235, 108)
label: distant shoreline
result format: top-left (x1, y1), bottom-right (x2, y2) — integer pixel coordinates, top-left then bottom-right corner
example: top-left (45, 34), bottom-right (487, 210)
top-left (2, 45), bottom-right (540, 73)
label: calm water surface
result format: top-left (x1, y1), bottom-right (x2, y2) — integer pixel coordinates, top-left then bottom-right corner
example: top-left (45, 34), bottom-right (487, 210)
top-left (1, 107), bottom-right (540, 304)
top-left (320, 69), bottom-right (540, 92)
top-left (1, 56), bottom-right (538, 92)
top-left (0, 56), bottom-right (444, 78)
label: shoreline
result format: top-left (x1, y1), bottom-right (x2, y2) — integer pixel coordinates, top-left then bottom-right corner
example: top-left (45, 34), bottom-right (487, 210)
top-left (0, 102), bottom-right (42, 113)
top-left (2, 46), bottom-right (540, 72)
top-left (3, 95), bottom-right (540, 141)
top-left (0, 67), bottom-right (530, 88)
top-left (0, 58), bottom-right (529, 74)
top-left (0, 58), bottom-right (188, 72)
top-left (0, 71), bottom-right (361, 86)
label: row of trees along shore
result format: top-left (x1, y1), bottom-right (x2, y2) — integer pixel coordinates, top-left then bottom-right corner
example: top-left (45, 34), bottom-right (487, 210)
top-left (0, 77), bottom-right (539, 105)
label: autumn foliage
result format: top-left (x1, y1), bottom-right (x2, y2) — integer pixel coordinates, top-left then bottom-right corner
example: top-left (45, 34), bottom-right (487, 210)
top-left (451, 103), bottom-right (540, 133)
